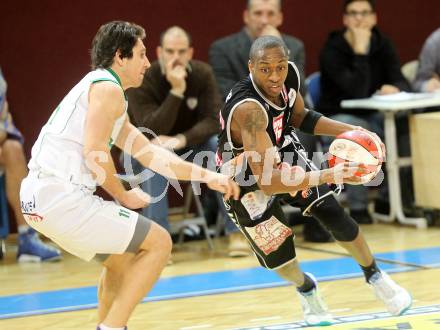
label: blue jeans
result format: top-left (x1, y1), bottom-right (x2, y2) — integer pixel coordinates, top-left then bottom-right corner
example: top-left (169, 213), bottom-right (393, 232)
top-left (320, 113), bottom-right (385, 211)
top-left (130, 136), bottom-right (238, 234)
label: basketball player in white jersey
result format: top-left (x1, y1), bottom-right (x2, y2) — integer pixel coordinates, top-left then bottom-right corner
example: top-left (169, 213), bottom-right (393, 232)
top-left (19, 21), bottom-right (239, 330)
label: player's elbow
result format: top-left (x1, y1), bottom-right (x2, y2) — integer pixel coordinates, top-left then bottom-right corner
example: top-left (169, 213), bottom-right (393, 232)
top-left (83, 143), bottom-right (109, 161)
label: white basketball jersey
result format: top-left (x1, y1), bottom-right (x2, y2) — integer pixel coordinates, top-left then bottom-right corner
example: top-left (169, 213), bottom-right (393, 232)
top-left (28, 68), bottom-right (127, 189)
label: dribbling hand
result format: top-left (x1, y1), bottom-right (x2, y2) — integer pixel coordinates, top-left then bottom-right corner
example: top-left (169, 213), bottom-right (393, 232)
top-left (329, 162), bottom-right (369, 185)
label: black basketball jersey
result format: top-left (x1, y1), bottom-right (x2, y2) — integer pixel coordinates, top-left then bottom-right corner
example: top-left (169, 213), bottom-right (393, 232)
top-left (217, 61), bottom-right (300, 161)
top-left (216, 62), bottom-right (314, 174)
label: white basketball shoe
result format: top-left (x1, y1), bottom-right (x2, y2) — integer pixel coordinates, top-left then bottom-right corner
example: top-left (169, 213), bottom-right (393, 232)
top-left (297, 273), bottom-right (334, 326)
top-left (369, 271), bottom-right (412, 316)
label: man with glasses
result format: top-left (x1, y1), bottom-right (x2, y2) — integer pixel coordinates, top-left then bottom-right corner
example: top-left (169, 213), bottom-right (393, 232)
top-left (318, 0), bottom-right (411, 224)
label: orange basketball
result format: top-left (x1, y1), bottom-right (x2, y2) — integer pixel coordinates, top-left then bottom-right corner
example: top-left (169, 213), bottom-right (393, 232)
top-left (328, 130), bottom-right (383, 185)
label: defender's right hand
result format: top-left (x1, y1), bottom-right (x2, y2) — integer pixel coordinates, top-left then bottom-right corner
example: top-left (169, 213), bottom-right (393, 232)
top-left (118, 187), bottom-right (151, 209)
top-left (206, 173), bottom-right (240, 201)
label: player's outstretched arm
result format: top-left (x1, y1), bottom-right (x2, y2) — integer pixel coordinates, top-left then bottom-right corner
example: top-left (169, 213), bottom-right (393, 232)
top-left (234, 102), bottom-right (367, 193)
top-left (116, 121), bottom-right (240, 200)
top-left (84, 82), bottom-right (150, 209)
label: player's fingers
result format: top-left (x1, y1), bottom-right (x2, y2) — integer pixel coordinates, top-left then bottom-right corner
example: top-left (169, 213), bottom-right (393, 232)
top-left (223, 182), bottom-right (232, 200)
top-left (231, 180), bottom-right (240, 200)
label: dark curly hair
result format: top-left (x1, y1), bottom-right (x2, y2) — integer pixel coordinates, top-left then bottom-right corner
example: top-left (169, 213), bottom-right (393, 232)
top-left (91, 21), bottom-right (146, 69)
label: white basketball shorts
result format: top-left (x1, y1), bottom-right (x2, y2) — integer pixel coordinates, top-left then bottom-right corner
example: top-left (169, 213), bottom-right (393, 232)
top-left (20, 172), bottom-right (150, 261)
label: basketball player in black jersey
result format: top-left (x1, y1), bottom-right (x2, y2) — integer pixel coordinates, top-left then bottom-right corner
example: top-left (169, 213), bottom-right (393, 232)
top-left (216, 36), bottom-right (411, 326)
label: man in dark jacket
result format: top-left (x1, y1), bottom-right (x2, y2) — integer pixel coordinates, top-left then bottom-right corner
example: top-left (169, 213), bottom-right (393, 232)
top-left (209, 0), bottom-right (306, 98)
top-left (127, 26), bottom-right (250, 257)
top-left (319, 0), bottom-right (412, 223)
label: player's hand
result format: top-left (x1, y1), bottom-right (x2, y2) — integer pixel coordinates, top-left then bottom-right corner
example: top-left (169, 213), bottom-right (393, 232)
top-left (165, 58), bottom-right (187, 95)
top-left (118, 187), bottom-right (151, 209)
top-left (353, 126), bottom-right (386, 162)
top-left (328, 162), bottom-right (369, 185)
top-left (205, 173), bottom-right (240, 201)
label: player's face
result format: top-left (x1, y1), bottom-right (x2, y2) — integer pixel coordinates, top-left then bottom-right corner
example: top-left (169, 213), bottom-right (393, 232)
top-left (157, 33), bottom-right (193, 70)
top-left (244, 0), bottom-right (283, 39)
top-left (343, 0), bottom-right (377, 30)
top-left (125, 38), bottom-right (150, 87)
top-left (249, 47), bottom-right (289, 100)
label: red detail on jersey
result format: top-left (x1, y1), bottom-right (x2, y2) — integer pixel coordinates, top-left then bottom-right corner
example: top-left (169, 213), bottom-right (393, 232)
top-left (273, 114), bottom-right (284, 144)
top-left (282, 86), bottom-right (288, 102)
top-left (219, 113), bottom-right (225, 130)
top-left (301, 189), bottom-right (313, 199)
top-left (215, 150), bottom-right (223, 167)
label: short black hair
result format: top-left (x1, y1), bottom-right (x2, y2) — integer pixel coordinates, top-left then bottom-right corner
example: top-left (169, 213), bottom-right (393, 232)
top-left (91, 21), bottom-right (145, 70)
top-left (249, 35), bottom-right (289, 62)
top-left (343, 0), bottom-right (376, 12)
top-left (159, 26), bottom-right (192, 47)
top-left (247, 0), bottom-right (282, 11)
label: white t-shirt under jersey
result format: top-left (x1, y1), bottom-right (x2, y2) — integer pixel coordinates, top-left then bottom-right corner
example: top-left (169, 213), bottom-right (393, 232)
top-left (28, 68), bottom-right (127, 189)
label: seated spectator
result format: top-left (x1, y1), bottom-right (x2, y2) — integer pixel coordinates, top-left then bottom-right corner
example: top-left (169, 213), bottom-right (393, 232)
top-left (210, 0), bottom-right (332, 242)
top-left (126, 27), bottom-right (251, 257)
top-left (0, 67), bottom-right (61, 262)
top-left (318, 0), bottom-right (412, 223)
top-left (413, 27), bottom-right (440, 93)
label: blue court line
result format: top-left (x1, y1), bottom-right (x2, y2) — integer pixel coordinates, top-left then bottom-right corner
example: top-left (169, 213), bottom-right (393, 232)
top-left (375, 246), bottom-right (440, 267)
top-left (0, 246), bottom-right (438, 320)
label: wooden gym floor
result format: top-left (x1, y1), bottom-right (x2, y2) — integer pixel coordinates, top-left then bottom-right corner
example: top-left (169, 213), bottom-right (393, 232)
top-left (1, 223), bottom-right (440, 330)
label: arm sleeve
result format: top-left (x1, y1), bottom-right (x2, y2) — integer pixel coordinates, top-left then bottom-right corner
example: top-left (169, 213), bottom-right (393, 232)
top-left (127, 79), bottom-right (182, 136)
top-left (181, 67), bottom-right (221, 146)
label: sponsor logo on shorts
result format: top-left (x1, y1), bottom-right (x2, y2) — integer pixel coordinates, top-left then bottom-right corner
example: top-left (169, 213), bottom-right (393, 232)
top-left (22, 213), bottom-right (44, 223)
top-left (119, 209), bottom-right (131, 219)
top-left (247, 216), bottom-right (292, 255)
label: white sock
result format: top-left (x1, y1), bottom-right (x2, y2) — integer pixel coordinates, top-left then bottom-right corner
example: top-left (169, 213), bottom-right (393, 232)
top-left (18, 225), bottom-right (30, 234)
top-left (98, 324), bottom-right (126, 330)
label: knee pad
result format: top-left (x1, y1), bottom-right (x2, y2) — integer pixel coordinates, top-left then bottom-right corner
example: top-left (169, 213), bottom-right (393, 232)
top-left (309, 195), bottom-right (359, 242)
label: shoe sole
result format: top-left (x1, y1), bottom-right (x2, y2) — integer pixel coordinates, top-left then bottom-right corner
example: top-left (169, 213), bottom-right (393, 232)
top-left (397, 295), bottom-right (412, 316)
top-left (305, 320), bottom-right (333, 327)
top-left (17, 254), bottom-right (62, 263)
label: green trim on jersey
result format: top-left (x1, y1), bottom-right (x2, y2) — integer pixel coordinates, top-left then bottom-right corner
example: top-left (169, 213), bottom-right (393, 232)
top-left (106, 68), bottom-right (128, 101)
top-left (48, 105), bottom-right (61, 124)
top-left (106, 68), bottom-right (122, 86)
